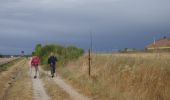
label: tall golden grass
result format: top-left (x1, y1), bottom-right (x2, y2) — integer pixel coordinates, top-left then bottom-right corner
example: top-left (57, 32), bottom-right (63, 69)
top-left (59, 53), bottom-right (170, 100)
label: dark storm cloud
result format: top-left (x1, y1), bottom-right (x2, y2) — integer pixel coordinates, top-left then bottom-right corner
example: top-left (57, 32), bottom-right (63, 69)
top-left (0, 0), bottom-right (170, 54)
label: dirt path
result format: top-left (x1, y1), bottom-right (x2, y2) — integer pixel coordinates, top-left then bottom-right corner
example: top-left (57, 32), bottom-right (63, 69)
top-left (0, 58), bottom-right (90, 100)
top-left (52, 76), bottom-right (90, 100)
top-left (41, 68), bottom-right (90, 100)
top-left (31, 71), bottom-right (50, 100)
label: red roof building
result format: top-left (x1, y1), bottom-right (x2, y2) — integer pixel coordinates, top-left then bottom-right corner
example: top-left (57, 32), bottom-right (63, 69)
top-left (146, 37), bottom-right (170, 51)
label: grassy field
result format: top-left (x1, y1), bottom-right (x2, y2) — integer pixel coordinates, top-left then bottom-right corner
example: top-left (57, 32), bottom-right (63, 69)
top-left (58, 53), bottom-right (170, 100)
top-left (0, 59), bottom-right (33, 100)
top-left (0, 58), bottom-right (15, 65)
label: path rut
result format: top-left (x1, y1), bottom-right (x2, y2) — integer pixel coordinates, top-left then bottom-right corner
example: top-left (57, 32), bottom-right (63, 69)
top-left (53, 76), bottom-right (90, 100)
top-left (31, 72), bottom-right (50, 100)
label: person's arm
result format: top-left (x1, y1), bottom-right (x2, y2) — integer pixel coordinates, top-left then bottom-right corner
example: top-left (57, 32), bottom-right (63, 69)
top-left (48, 57), bottom-right (52, 66)
top-left (29, 58), bottom-right (32, 67)
top-left (55, 57), bottom-right (58, 62)
top-left (31, 58), bottom-right (34, 65)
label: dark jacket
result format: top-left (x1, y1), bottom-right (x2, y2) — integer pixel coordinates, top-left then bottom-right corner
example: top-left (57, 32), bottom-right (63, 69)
top-left (48, 56), bottom-right (57, 66)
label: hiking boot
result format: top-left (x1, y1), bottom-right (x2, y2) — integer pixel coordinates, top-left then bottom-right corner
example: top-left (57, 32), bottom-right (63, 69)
top-left (34, 76), bottom-right (37, 79)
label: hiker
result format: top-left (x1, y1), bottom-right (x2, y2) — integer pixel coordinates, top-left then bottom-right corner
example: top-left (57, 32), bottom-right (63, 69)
top-left (48, 53), bottom-right (57, 78)
top-left (31, 55), bottom-right (40, 79)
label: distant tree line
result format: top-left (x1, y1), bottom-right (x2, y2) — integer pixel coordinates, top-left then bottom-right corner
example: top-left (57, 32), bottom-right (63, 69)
top-left (0, 54), bottom-right (2, 58)
top-left (32, 44), bottom-right (84, 67)
top-left (118, 48), bottom-right (142, 53)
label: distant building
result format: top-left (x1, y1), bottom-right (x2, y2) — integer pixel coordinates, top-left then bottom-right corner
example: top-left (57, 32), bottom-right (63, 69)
top-left (119, 48), bottom-right (139, 53)
top-left (146, 37), bottom-right (170, 51)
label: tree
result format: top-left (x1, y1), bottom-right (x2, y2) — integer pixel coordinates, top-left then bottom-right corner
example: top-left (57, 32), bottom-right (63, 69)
top-left (0, 54), bottom-right (2, 58)
top-left (65, 46), bottom-right (84, 60)
top-left (33, 44), bottom-right (84, 66)
top-left (35, 44), bottom-right (42, 56)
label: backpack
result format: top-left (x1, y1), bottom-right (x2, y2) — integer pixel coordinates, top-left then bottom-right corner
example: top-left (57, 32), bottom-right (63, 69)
top-left (48, 56), bottom-right (57, 65)
top-left (31, 56), bottom-right (40, 65)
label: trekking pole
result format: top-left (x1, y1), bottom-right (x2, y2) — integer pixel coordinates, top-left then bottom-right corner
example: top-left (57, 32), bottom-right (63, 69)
top-left (38, 66), bottom-right (40, 78)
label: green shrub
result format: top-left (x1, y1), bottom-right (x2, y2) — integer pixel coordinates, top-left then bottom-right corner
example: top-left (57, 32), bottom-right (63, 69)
top-left (64, 46), bottom-right (84, 60)
top-left (33, 44), bottom-right (84, 69)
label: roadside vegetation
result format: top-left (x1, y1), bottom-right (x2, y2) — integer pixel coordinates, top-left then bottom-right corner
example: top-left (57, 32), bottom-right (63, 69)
top-left (3, 59), bottom-right (33, 100)
top-left (0, 58), bottom-right (21, 72)
top-left (33, 44), bottom-right (84, 70)
top-left (58, 53), bottom-right (170, 100)
top-left (0, 54), bottom-right (2, 58)
top-left (0, 59), bottom-right (33, 100)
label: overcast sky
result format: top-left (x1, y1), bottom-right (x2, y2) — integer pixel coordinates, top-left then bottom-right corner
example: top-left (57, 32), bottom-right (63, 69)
top-left (0, 0), bottom-right (170, 54)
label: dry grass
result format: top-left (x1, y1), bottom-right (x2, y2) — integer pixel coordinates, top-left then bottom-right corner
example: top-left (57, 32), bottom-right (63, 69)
top-left (0, 59), bottom-right (33, 100)
top-left (41, 72), bottom-right (71, 100)
top-left (0, 59), bottom-right (24, 99)
top-left (0, 58), bottom-right (16, 65)
top-left (58, 53), bottom-right (170, 100)
top-left (0, 58), bottom-right (21, 72)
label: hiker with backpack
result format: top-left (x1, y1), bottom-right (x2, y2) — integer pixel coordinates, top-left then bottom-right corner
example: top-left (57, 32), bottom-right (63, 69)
top-left (48, 53), bottom-right (58, 78)
top-left (31, 55), bottom-right (40, 79)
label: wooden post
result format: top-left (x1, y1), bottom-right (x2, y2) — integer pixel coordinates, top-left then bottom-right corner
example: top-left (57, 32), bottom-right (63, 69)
top-left (88, 49), bottom-right (91, 76)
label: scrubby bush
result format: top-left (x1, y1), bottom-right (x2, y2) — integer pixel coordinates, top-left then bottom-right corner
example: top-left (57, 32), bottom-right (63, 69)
top-left (34, 44), bottom-right (42, 56)
top-left (33, 44), bottom-right (84, 67)
top-left (64, 46), bottom-right (84, 60)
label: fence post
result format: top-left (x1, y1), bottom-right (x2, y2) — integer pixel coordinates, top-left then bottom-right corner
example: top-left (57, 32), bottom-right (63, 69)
top-left (88, 49), bottom-right (91, 77)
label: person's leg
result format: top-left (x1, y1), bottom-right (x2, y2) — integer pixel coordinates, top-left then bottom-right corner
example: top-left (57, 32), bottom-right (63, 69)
top-left (34, 65), bottom-right (38, 78)
top-left (52, 65), bottom-right (56, 77)
top-left (53, 65), bottom-right (55, 73)
top-left (50, 65), bottom-right (54, 77)
top-left (53, 65), bottom-right (56, 76)
top-left (37, 66), bottom-right (40, 77)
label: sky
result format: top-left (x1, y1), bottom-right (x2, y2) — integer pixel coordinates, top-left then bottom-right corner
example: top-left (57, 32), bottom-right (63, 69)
top-left (0, 0), bottom-right (170, 54)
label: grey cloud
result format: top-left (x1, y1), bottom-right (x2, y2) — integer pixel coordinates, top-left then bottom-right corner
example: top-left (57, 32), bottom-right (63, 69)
top-left (0, 0), bottom-right (170, 54)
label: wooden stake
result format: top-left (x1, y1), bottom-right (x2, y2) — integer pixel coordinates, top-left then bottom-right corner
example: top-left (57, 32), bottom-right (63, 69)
top-left (88, 49), bottom-right (91, 76)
